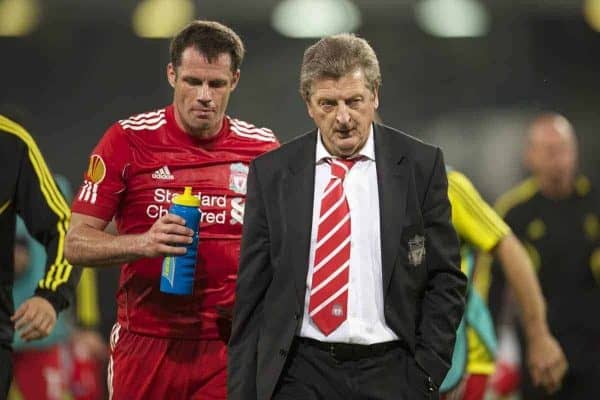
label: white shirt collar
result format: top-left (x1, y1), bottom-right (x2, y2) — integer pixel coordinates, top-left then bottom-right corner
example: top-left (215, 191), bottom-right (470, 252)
top-left (315, 124), bottom-right (375, 163)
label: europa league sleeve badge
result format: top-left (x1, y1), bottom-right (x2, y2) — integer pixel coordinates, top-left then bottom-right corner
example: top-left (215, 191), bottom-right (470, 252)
top-left (408, 235), bottom-right (426, 267)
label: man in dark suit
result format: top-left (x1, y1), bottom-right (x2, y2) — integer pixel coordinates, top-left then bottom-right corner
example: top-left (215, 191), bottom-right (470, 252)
top-left (228, 33), bottom-right (467, 400)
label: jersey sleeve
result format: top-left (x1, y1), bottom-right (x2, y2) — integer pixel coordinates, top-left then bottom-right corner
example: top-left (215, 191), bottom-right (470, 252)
top-left (448, 170), bottom-right (511, 252)
top-left (8, 121), bottom-right (81, 313)
top-left (71, 124), bottom-right (130, 221)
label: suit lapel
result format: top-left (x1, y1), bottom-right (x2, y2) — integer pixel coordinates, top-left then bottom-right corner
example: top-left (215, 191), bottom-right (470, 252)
top-left (282, 132), bottom-right (317, 308)
top-left (374, 124), bottom-right (409, 293)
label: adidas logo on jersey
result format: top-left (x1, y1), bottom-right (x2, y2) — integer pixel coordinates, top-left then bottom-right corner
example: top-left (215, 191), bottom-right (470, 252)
top-left (152, 166), bottom-right (174, 180)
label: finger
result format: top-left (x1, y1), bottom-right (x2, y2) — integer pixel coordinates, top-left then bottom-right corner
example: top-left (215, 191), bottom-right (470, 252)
top-left (23, 328), bottom-right (45, 341)
top-left (558, 360), bottom-right (569, 379)
top-left (28, 311), bottom-right (47, 332)
top-left (160, 214), bottom-right (187, 226)
top-left (158, 233), bottom-right (193, 246)
top-left (155, 222), bottom-right (194, 237)
top-left (10, 303), bottom-right (28, 322)
top-left (40, 316), bottom-right (55, 336)
top-left (548, 362), bottom-right (566, 390)
top-left (13, 309), bottom-right (34, 330)
top-left (167, 225), bottom-right (194, 236)
top-left (542, 366), bottom-right (562, 393)
top-left (19, 324), bottom-right (40, 341)
top-left (542, 355), bottom-right (566, 390)
top-left (530, 365), bottom-right (544, 387)
top-left (554, 356), bottom-right (569, 376)
top-left (544, 378), bottom-right (561, 394)
top-left (158, 244), bottom-right (188, 256)
top-left (31, 312), bottom-right (55, 339)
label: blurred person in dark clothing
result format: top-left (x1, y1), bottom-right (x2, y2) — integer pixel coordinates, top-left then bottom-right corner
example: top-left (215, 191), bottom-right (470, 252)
top-left (10, 175), bottom-right (107, 400)
top-left (488, 113), bottom-right (600, 399)
top-left (0, 114), bottom-right (81, 398)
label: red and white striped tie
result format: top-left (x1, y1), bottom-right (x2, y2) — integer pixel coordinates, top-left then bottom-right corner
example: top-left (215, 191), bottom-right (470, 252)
top-left (309, 157), bottom-right (358, 335)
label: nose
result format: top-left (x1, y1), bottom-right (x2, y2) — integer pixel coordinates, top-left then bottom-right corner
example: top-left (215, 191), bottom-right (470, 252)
top-left (197, 83), bottom-right (212, 104)
top-left (335, 103), bottom-right (351, 125)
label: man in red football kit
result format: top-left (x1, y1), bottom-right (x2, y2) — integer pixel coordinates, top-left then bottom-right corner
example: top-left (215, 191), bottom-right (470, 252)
top-left (64, 20), bottom-right (279, 399)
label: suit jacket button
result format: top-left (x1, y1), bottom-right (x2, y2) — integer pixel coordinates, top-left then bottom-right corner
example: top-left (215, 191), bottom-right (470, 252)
top-left (279, 349), bottom-right (287, 357)
top-left (426, 377), bottom-right (435, 392)
top-left (294, 313), bottom-right (300, 320)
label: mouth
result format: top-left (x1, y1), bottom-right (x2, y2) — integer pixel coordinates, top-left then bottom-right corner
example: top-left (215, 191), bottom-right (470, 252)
top-left (335, 127), bottom-right (355, 137)
top-left (191, 108), bottom-right (215, 118)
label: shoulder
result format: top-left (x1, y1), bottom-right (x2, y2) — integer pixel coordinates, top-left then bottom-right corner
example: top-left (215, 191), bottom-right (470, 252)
top-left (97, 108), bottom-right (167, 146)
top-left (447, 169), bottom-right (476, 194)
top-left (375, 124), bottom-right (445, 195)
top-left (0, 114), bottom-right (36, 149)
top-left (377, 124), bottom-right (437, 149)
top-left (375, 123), bottom-right (441, 162)
top-left (228, 117), bottom-right (278, 145)
top-left (0, 115), bottom-right (43, 165)
top-left (494, 178), bottom-right (539, 217)
top-left (253, 130), bottom-right (314, 166)
top-left (575, 175), bottom-right (593, 198)
top-left (116, 108), bottom-right (167, 133)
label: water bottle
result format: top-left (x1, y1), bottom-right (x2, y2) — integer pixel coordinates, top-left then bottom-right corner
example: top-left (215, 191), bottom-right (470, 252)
top-left (160, 186), bottom-right (201, 295)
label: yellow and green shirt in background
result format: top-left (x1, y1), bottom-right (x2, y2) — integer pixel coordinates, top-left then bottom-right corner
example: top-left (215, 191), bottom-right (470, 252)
top-left (441, 169), bottom-right (511, 391)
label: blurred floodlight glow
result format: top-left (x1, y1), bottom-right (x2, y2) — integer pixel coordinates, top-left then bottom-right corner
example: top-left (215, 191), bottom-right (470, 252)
top-left (272, 0), bottom-right (361, 38)
top-left (584, 0), bottom-right (600, 32)
top-left (133, 0), bottom-right (194, 39)
top-left (0, 0), bottom-right (40, 37)
top-left (414, 0), bottom-right (490, 38)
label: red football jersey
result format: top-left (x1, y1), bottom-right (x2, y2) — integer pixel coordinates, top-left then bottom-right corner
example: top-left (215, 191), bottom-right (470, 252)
top-left (72, 105), bottom-right (279, 339)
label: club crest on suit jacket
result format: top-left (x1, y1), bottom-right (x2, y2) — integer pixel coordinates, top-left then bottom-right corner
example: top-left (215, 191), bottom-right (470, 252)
top-left (408, 234), bottom-right (426, 266)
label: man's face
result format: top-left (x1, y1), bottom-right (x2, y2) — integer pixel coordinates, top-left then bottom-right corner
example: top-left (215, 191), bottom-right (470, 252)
top-left (306, 69), bottom-right (378, 158)
top-left (167, 47), bottom-right (239, 139)
top-left (527, 119), bottom-right (577, 189)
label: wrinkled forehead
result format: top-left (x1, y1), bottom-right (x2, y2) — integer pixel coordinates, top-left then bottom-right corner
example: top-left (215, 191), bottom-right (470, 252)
top-left (177, 47), bottom-right (234, 70)
top-left (310, 69), bottom-right (372, 98)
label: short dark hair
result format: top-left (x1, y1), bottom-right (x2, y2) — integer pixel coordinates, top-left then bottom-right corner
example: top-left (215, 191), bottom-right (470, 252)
top-left (300, 33), bottom-right (381, 102)
top-left (170, 20), bottom-right (245, 73)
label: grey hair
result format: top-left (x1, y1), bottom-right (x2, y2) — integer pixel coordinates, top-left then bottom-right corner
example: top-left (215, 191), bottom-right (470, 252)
top-left (299, 33), bottom-right (382, 102)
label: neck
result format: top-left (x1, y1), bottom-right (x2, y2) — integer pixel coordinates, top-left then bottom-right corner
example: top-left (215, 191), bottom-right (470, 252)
top-left (173, 108), bottom-right (223, 140)
top-left (537, 176), bottom-right (574, 200)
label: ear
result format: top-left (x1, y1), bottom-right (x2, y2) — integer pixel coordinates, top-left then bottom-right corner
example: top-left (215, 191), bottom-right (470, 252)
top-left (373, 86), bottom-right (380, 110)
top-left (167, 63), bottom-right (176, 88)
top-left (230, 70), bottom-right (241, 91)
top-left (306, 100), bottom-right (315, 119)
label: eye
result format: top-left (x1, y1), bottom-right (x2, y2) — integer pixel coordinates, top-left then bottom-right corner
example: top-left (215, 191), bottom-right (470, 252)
top-left (209, 80), bottom-right (228, 88)
top-left (183, 77), bottom-right (202, 86)
top-left (347, 97), bottom-right (363, 108)
top-left (319, 99), bottom-right (336, 111)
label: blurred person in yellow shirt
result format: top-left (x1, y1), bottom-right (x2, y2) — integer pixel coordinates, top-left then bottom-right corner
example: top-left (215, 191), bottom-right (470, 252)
top-left (440, 168), bottom-right (567, 400)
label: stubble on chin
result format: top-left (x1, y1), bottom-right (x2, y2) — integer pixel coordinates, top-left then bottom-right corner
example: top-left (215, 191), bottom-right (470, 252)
top-left (189, 119), bottom-right (221, 139)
